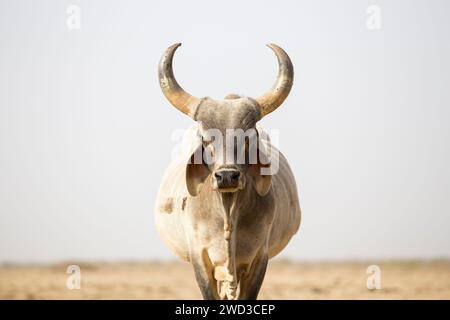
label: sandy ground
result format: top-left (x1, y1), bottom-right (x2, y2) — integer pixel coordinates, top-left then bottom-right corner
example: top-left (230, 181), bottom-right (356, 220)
top-left (1, 260), bottom-right (449, 299)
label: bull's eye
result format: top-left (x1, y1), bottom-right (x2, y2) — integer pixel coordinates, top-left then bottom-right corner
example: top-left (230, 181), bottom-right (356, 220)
top-left (200, 142), bottom-right (215, 166)
top-left (208, 144), bottom-right (215, 156)
top-left (245, 137), bottom-right (250, 151)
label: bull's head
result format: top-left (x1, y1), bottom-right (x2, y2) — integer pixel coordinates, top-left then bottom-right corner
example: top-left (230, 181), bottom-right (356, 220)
top-left (158, 43), bottom-right (293, 197)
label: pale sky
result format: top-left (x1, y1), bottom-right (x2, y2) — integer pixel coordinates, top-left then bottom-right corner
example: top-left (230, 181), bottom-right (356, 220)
top-left (1, 0), bottom-right (449, 263)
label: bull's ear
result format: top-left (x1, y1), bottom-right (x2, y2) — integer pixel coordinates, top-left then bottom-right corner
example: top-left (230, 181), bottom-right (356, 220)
top-left (249, 147), bottom-right (272, 197)
top-left (186, 145), bottom-right (210, 196)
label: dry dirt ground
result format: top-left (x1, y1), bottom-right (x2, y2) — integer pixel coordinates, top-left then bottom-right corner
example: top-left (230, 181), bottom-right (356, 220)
top-left (1, 261), bottom-right (449, 299)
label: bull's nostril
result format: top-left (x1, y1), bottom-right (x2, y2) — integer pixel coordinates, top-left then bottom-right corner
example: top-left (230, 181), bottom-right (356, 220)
top-left (230, 171), bottom-right (240, 181)
top-left (215, 172), bottom-right (223, 183)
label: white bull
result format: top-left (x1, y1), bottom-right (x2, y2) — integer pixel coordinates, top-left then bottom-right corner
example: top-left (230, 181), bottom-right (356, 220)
top-left (154, 43), bottom-right (301, 299)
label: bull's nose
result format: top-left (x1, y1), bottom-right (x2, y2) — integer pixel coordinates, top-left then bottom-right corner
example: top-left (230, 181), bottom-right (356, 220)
top-left (214, 170), bottom-right (240, 189)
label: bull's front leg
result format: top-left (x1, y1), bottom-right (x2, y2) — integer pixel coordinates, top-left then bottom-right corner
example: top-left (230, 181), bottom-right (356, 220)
top-left (238, 248), bottom-right (269, 300)
top-left (190, 248), bottom-right (220, 300)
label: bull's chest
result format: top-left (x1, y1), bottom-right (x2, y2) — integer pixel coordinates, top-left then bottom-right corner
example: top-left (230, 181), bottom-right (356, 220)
top-left (187, 205), bottom-right (272, 266)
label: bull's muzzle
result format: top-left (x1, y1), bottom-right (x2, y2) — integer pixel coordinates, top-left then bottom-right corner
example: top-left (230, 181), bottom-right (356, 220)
top-left (214, 169), bottom-right (241, 192)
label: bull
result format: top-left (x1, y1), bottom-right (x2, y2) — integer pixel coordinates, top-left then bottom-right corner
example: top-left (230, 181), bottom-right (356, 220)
top-left (154, 43), bottom-right (301, 299)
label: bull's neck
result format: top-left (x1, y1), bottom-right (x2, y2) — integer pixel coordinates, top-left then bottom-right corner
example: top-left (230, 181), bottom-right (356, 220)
top-left (216, 192), bottom-right (236, 236)
top-left (216, 183), bottom-right (256, 224)
top-left (220, 193), bottom-right (237, 217)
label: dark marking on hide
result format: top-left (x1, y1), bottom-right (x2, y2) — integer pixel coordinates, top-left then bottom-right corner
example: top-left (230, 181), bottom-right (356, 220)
top-left (182, 197), bottom-right (187, 211)
top-left (160, 197), bottom-right (174, 214)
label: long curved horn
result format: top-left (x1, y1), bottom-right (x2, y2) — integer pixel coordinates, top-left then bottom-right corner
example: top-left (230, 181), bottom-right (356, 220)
top-left (256, 44), bottom-right (294, 117)
top-left (158, 43), bottom-right (200, 117)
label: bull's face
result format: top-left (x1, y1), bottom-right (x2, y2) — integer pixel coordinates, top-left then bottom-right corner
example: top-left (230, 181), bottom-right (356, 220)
top-left (193, 97), bottom-right (262, 194)
top-left (158, 43), bottom-right (293, 197)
